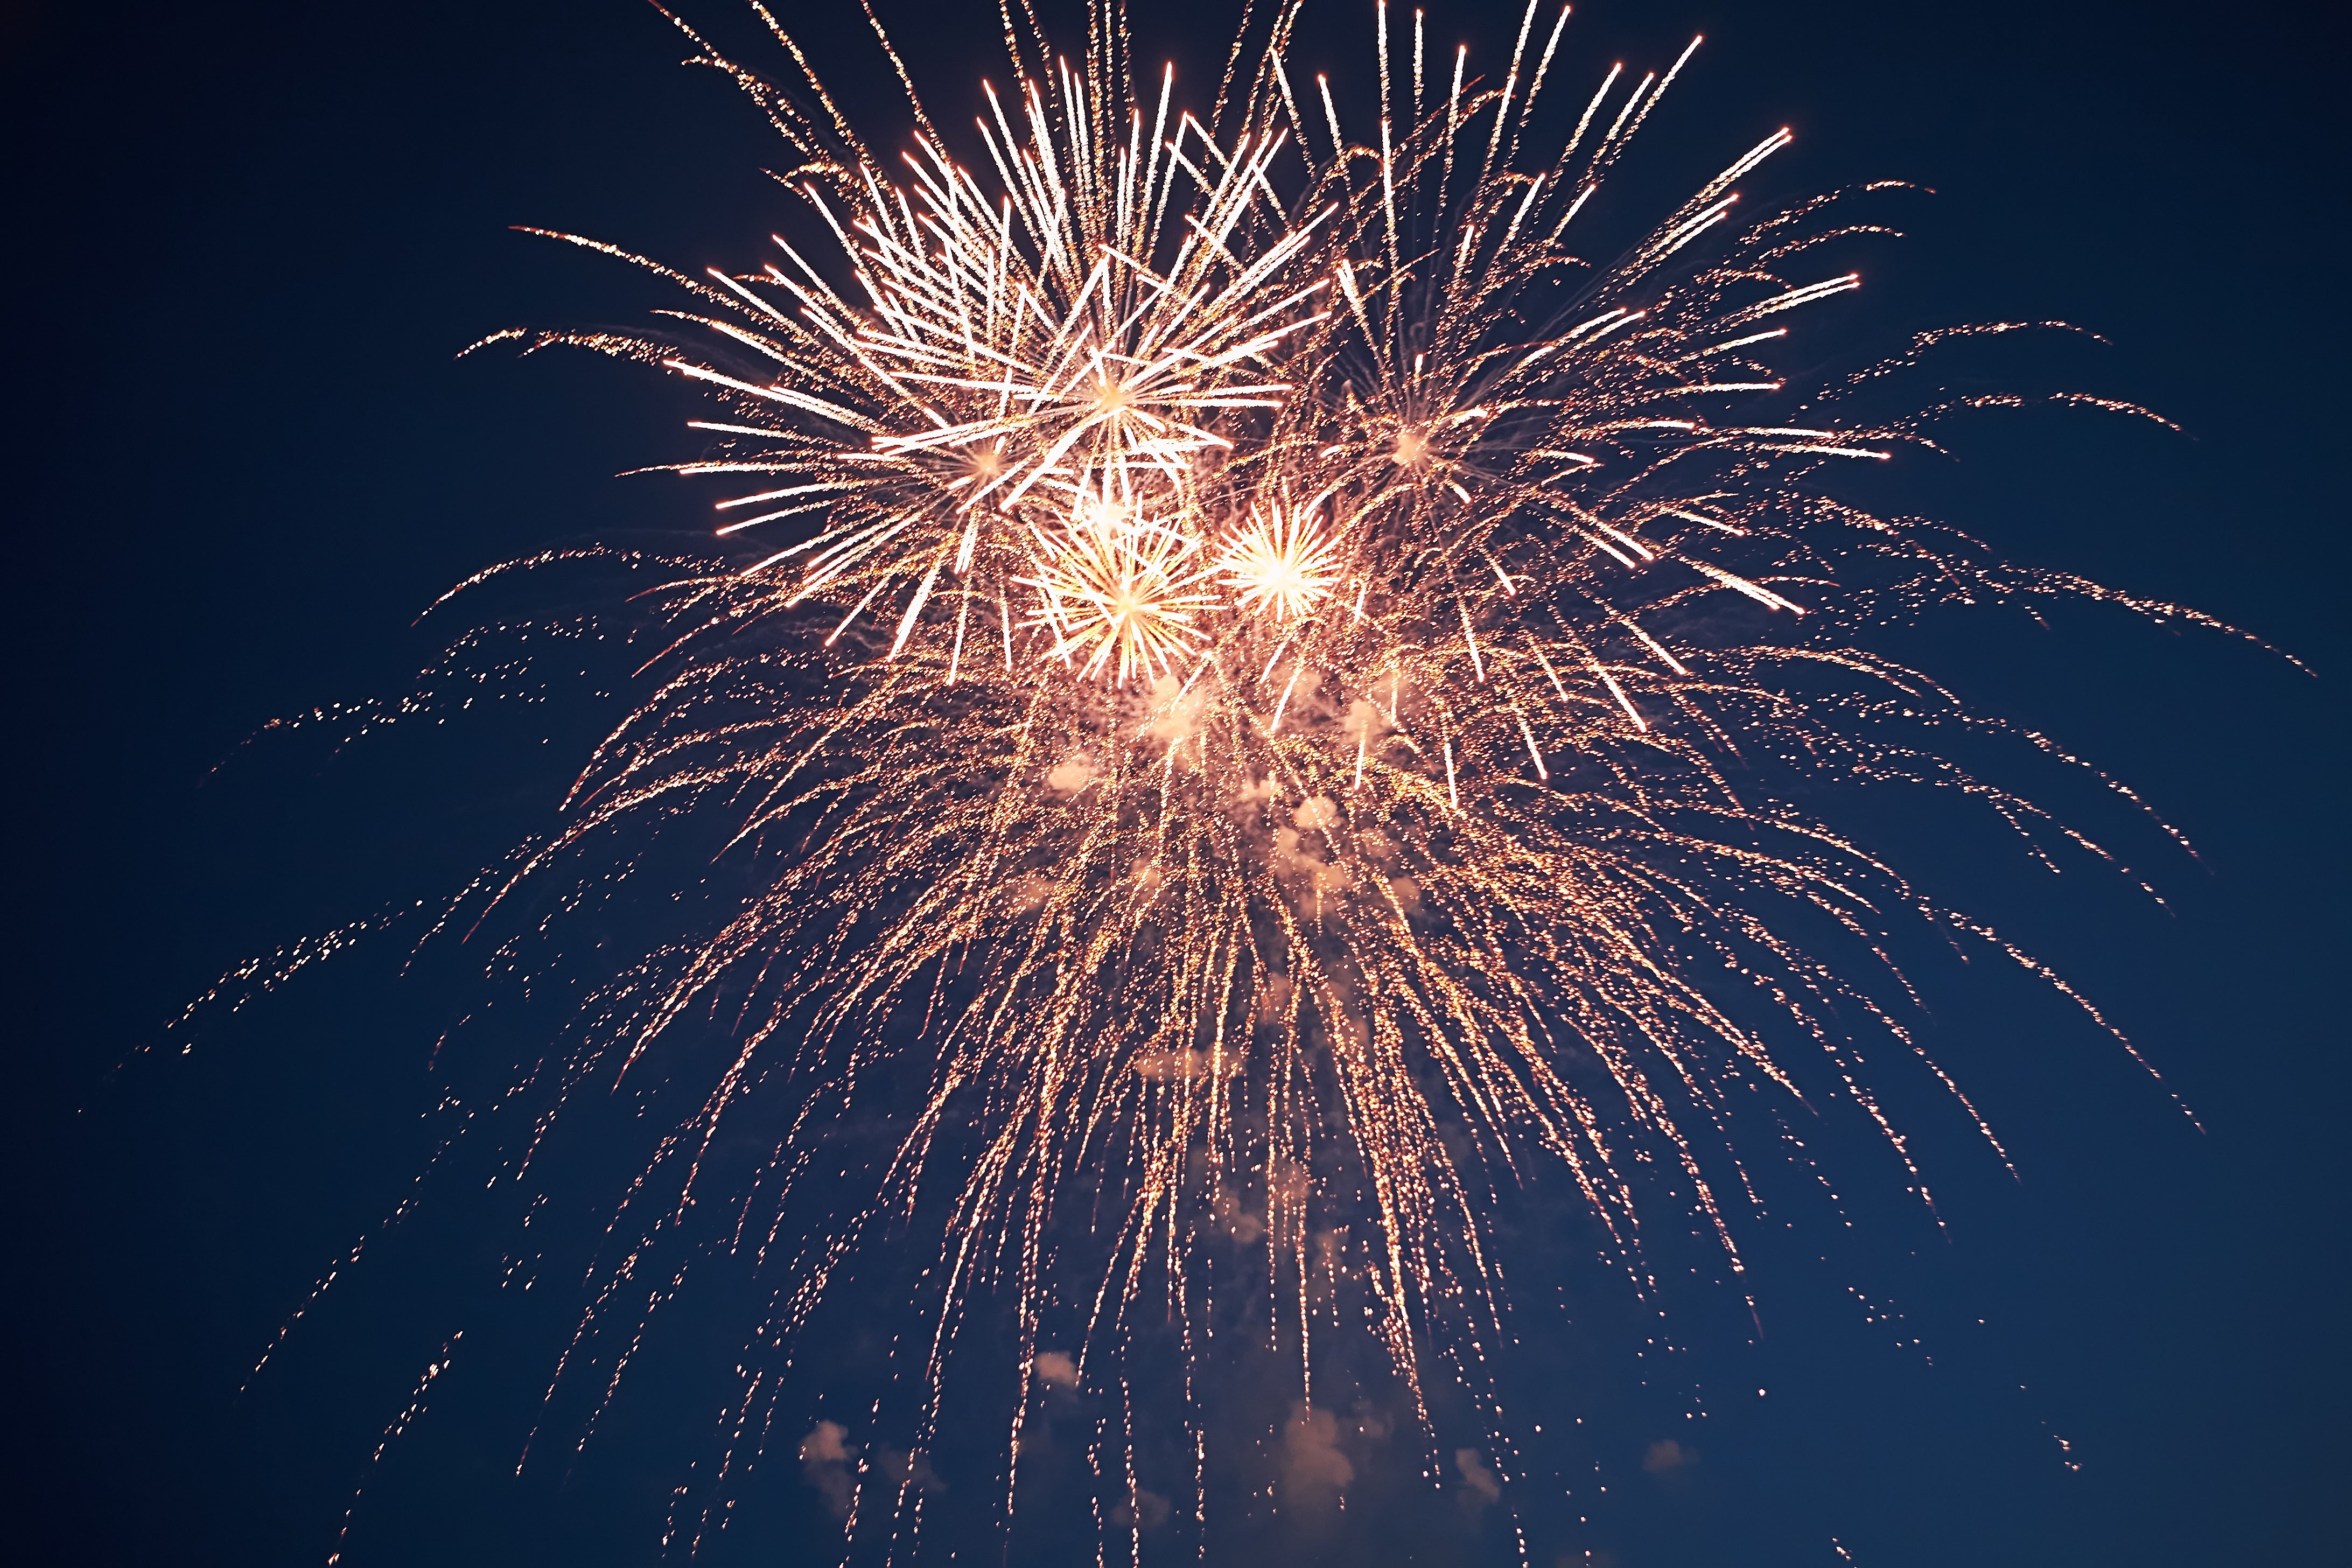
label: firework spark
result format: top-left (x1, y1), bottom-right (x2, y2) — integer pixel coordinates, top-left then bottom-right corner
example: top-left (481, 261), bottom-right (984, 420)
top-left (215, 1), bottom-right (2275, 1559)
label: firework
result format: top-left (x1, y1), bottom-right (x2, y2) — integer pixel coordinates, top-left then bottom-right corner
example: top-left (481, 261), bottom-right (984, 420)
top-left (227, 1), bottom-right (2266, 1559)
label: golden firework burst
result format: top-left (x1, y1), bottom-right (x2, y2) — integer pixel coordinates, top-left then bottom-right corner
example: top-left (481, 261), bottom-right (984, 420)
top-left (1215, 498), bottom-right (1346, 623)
top-left (1018, 486), bottom-right (1219, 684)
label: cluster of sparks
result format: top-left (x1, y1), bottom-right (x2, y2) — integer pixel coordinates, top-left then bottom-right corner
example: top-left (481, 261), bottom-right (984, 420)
top-left (236, 0), bottom-right (2269, 1559)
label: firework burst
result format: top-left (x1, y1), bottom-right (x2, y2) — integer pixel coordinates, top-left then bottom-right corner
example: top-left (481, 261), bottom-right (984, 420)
top-left (216, 1), bottom-right (2280, 1559)
top-left (1217, 496), bottom-right (1346, 622)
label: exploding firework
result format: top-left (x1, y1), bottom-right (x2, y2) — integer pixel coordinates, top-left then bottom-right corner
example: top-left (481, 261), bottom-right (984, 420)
top-left (204, 2), bottom-right (2281, 1560)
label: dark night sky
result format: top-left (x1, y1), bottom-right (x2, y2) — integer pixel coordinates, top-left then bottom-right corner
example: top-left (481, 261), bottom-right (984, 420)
top-left (5, 1), bottom-right (2347, 1564)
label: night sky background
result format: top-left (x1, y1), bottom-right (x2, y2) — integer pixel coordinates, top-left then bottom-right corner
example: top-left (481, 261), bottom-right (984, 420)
top-left (6, 0), bottom-right (2347, 1563)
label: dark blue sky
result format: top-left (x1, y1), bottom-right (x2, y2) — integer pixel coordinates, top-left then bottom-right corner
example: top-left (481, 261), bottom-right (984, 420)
top-left (6, 2), bottom-right (2346, 1564)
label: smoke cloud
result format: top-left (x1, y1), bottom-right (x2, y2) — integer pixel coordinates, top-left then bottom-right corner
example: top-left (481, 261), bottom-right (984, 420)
top-left (1642, 1438), bottom-right (1695, 1475)
top-left (800, 1420), bottom-right (858, 1518)
top-left (1455, 1447), bottom-right (1501, 1515)
top-left (1109, 1488), bottom-right (1173, 1530)
top-left (1280, 1403), bottom-right (1354, 1508)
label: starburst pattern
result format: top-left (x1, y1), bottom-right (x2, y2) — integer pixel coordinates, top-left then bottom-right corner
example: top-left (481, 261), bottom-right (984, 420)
top-left (1217, 497), bottom-right (1346, 622)
top-left (1020, 492), bottom-right (1219, 682)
